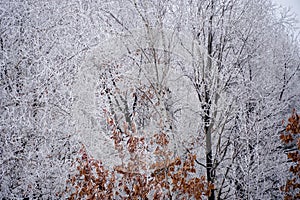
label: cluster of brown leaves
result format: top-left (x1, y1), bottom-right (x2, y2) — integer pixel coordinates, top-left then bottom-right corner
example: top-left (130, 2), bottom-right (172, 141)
top-left (63, 116), bottom-right (213, 199)
top-left (280, 109), bottom-right (300, 200)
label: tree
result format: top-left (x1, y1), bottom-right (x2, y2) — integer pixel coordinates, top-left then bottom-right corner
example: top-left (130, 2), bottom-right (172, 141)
top-left (280, 110), bottom-right (300, 200)
top-left (170, 0), bottom-right (300, 198)
top-left (0, 0), bottom-right (106, 198)
top-left (72, 0), bottom-right (300, 199)
top-left (64, 113), bottom-right (213, 199)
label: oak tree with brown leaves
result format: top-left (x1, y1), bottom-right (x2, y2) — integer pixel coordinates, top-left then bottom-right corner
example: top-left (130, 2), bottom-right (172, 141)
top-left (280, 110), bottom-right (300, 200)
top-left (63, 115), bottom-right (213, 199)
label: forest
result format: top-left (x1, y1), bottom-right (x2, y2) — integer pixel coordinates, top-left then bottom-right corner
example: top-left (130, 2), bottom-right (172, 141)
top-left (1, 0), bottom-right (300, 199)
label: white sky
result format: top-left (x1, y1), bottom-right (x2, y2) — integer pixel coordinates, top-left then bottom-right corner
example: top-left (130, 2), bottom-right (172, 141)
top-left (272, 0), bottom-right (300, 27)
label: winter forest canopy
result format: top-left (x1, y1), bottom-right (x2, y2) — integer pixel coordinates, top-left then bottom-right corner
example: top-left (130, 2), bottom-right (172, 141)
top-left (1, 0), bottom-right (300, 199)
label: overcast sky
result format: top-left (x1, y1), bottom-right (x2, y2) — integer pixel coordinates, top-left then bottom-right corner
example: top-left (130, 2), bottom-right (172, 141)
top-left (272, 0), bottom-right (300, 28)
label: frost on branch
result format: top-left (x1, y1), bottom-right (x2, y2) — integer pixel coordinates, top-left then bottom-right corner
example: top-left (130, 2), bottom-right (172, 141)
top-left (280, 109), bottom-right (300, 200)
top-left (64, 115), bottom-right (213, 199)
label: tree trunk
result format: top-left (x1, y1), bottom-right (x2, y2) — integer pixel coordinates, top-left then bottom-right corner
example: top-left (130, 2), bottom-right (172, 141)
top-left (206, 1), bottom-right (215, 199)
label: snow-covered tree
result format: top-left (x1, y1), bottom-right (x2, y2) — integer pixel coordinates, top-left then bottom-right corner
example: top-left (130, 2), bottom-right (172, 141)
top-left (0, 0), bottom-right (106, 198)
top-left (1, 0), bottom-right (299, 199)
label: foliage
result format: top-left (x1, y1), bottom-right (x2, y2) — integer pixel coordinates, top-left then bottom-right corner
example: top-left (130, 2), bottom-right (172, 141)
top-left (64, 116), bottom-right (213, 199)
top-left (280, 110), bottom-right (300, 200)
